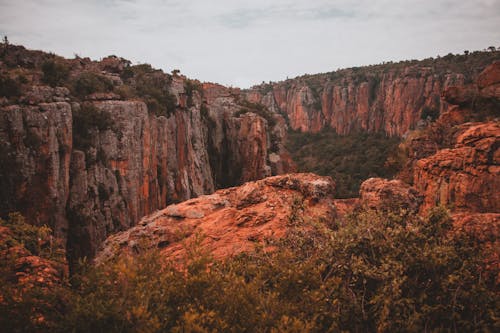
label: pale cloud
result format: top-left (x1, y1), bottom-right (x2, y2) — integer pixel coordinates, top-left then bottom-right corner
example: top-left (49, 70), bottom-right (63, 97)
top-left (0, 0), bottom-right (499, 87)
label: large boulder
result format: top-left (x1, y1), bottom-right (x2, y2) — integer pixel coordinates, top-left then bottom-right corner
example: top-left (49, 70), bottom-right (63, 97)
top-left (95, 173), bottom-right (336, 264)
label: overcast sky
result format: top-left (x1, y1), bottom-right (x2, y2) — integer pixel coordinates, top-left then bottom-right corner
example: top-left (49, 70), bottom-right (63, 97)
top-left (1, 0), bottom-right (499, 88)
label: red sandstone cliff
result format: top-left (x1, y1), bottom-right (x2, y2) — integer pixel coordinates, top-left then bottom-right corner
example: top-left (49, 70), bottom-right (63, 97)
top-left (247, 52), bottom-right (499, 136)
top-left (412, 62), bottom-right (500, 214)
top-left (2, 44), bottom-right (499, 266)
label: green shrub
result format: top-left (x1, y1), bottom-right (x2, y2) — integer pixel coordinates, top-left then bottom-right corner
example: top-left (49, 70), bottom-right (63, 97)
top-left (125, 65), bottom-right (177, 117)
top-left (184, 79), bottom-right (202, 108)
top-left (0, 74), bottom-right (21, 98)
top-left (0, 213), bottom-right (51, 255)
top-left (1, 207), bottom-right (497, 332)
top-left (41, 60), bottom-right (69, 87)
top-left (0, 213), bottom-right (67, 333)
top-left (0, 146), bottom-right (22, 215)
top-left (72, 72), bottom-right (114, 98)
top-left (48, 207), bottom-right (498, 332)
top-left (120, 67), bottom-right (134, 80)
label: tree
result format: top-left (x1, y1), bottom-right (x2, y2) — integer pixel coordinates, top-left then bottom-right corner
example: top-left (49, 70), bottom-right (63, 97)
top-left (2, 36), bottom-right (8, 45)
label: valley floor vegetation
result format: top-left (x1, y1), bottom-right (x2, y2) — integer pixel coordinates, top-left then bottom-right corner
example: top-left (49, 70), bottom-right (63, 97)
top-left (1, 206), bottom-right (498, 332)
top-left (286, 129), bottom-right (401, 198)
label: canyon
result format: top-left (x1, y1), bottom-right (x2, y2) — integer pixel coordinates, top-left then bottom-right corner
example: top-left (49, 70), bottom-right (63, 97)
top-left (97, 62), bottom-right (499, 278)
top-left (0, 44), bottom-right (499, 267)
top-left (1, 43), bottom-right (499, 332)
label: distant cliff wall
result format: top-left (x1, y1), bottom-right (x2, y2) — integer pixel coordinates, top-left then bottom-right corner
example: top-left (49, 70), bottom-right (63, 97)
top-left (247, 52), bottom-right (499, 136)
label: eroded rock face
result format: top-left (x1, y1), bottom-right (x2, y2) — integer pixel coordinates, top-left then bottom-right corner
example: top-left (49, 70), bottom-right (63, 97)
top-left (411, 63), bottom-right (500, 213)
top-left (477, 61), bottom-right (500, 89)
top-left (359, 178), bottom-right (422, 213)
top-left (248, 69), bottom-right (465, 136)
top-left (95, 173), bottom-right (336, 263)
top-left (443, 62), bottom-right (500, 105)
top-left (66, 99), bottom-right (217, 261)
top-left (0, 76), bottom-right (294, 263)
top-left (0, 100), bottom-right (72, 239)
top-left (413, 122), bottom-right (500, 213)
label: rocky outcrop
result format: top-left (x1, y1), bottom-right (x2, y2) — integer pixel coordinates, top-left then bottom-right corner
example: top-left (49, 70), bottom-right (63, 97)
top-left (95, 173), bottom-right (335, 263)
top-left (359, 178), bottom-right (422, 213)
top-left (412, 63), bottom-right (500, 214)
top-left (413, 121), bottom-right (499, 213)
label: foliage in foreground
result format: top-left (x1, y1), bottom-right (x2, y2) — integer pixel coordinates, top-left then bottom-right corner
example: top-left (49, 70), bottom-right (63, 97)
top-left (1, 207), bottom-right (498, 332)
top-left (286, 129), bottom-right (401, 198)
top-left (0, 214), bottom-right (67, 333)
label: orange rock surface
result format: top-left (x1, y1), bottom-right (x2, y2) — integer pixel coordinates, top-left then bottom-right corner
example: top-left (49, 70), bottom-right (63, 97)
top-left (96, 173), bottom-right (336, 263)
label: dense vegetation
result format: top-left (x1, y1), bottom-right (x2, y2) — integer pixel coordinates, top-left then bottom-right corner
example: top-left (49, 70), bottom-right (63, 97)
top-left (286, 129), bottom-right (401, 198)
top-left (0, 213), bottom-right (66, 333)
top-left (1, 207), bottom-right (498, 332)
top-left (71, 72), bottom-right (113, 98)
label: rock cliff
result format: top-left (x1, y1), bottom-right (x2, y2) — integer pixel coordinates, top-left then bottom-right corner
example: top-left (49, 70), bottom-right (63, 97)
top-left (247, 52), bottom-right (499, 136)
top-left (412, 62), bottom-right (500, 214)
top-left (0, 45), bottom-right (294, 263)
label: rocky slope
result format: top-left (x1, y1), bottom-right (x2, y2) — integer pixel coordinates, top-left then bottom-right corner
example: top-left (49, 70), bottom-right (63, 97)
top-left (247, 51), bottom-right (500, 135)
top-left (0, 44), bottom-right (294, 263)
